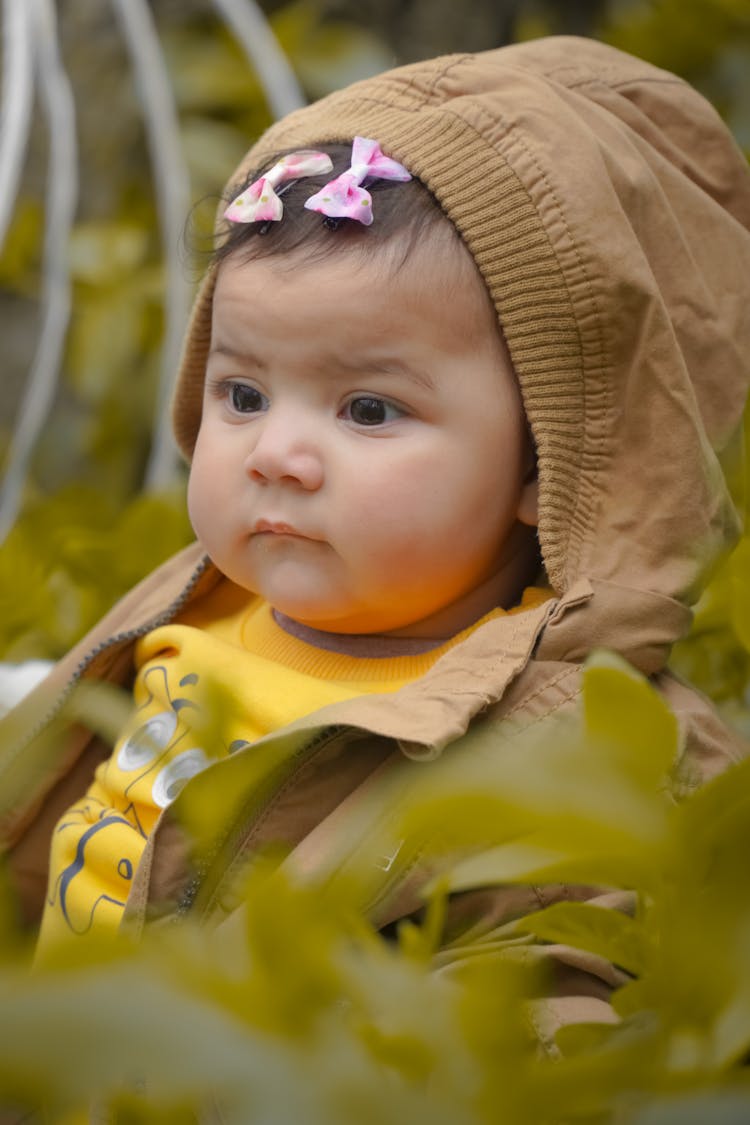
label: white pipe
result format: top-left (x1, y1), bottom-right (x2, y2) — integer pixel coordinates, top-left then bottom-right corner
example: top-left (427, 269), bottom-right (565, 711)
top-left (110, 0), bottom-right (192, 491)
top-left (0, 0), bottom-right (78, 541)
top-left (211, 0), bottom-right (305, 118)
top-left (0, 0), bottom-right (35, 252)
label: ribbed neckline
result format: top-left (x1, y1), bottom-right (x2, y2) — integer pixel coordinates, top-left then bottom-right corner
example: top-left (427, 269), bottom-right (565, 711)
top-left (238, 600), bottom-right (505, 682)
top-left (271, 609), bottom-right (448, 656)
top-left (235, 587), bottom-right (553, 683)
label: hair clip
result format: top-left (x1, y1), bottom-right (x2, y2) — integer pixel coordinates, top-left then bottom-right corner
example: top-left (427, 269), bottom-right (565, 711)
top-left (303, 136), bottom-right (411, 227)
top-left (224, 151), bottom-right (334, 224)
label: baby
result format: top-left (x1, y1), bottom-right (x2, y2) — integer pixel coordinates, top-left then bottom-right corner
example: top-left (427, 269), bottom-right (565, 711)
top-left (3, 36), bottom-right (750, 1040)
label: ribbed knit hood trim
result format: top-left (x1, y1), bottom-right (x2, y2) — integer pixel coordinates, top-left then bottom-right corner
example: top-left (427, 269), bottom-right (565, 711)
top-left (172, 37), bottom-right (750, 672)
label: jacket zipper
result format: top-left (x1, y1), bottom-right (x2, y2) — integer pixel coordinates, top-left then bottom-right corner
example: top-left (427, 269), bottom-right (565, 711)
top-left (173, 725), bottom-right (353, 921)
top-left (6, 555), bottom-right (213, 766)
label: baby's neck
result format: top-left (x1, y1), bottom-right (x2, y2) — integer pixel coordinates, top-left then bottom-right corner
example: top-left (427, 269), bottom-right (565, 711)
top-left (272, 611), bottom-right (446, 657)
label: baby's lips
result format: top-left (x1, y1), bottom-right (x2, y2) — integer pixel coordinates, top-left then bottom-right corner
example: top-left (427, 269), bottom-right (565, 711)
top-left (253, 518), bottom-right (316, 539)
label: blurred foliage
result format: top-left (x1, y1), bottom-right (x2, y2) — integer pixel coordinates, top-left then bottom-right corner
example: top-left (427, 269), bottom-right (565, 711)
top-left (669, 402), bottom-right (750, 736)
top-left (3, 654), bottom-right (750, 1121)
top-left (670, 538), bottom-right (750, 740)
top-left (0, 486), bottom-right (191, 661)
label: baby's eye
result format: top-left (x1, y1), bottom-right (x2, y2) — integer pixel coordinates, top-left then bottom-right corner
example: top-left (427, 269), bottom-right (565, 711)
top-left (229, 383), bottom-right (267, 414)
top-left (343, 396), bottom-right (403, 426)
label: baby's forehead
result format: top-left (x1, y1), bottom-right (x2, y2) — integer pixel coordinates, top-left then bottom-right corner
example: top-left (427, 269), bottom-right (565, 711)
top-left (228, 212), bottom-right (497, 330)
top-left (213, 229), bottom-right (506, 384)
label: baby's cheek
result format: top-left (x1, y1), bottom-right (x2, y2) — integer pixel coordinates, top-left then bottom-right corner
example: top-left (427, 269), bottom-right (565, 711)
top-left (345, 509), bottom-right (435, 582)
top-left (345, 496), bottom-right (425, 552)
top-left (186, 458), bottom-right (222, 548)
top-left (185, 469), bottom-right (204, 540)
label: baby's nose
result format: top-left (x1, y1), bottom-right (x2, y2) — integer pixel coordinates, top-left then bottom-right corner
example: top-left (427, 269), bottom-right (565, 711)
top-left (244, 410), bottom-right (324, 491)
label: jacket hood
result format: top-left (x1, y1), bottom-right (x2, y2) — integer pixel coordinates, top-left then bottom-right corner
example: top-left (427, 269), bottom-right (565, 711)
top-left (173, 36), bottom-right (750, 673)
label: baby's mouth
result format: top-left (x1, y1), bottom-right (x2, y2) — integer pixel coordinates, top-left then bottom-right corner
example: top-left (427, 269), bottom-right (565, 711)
top-left (253, 519), bottom-right (311, 539)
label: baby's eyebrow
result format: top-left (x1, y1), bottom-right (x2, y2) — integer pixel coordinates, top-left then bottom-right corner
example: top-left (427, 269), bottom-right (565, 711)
top-left (207, 343), bottom-right (265, 368)
top-left (207, 344), bottom-right (434, 391)
top-left (329, 355), bottom-right (435, 391)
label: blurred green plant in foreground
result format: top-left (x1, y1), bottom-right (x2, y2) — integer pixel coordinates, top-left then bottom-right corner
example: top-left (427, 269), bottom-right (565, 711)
top-left (2, 653), bottom-right (750, 1122)
top-left (0, 485), bottom-right (192, 662)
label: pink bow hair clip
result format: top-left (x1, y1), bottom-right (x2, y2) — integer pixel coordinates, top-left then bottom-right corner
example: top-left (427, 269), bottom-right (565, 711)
top-left (224, 151), bottom-right (334, 224)
top-left (303, 137), bottom-right (411, 227)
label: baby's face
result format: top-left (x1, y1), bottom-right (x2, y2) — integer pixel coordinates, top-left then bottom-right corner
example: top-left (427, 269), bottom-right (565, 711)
top-left (188, 238), bottom-right (538, 637)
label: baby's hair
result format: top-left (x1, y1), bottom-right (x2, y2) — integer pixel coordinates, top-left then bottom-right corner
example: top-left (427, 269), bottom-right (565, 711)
top-left (212, 142), bottom-right (458, 272)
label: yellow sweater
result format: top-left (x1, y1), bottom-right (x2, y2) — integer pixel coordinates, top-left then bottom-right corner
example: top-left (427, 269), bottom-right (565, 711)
top-left (37, 584), bottom-right (550, 953)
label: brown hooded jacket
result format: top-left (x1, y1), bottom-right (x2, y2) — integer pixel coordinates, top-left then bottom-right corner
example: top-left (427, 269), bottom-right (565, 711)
top-left (1, 37), bottom-right (749, 1043)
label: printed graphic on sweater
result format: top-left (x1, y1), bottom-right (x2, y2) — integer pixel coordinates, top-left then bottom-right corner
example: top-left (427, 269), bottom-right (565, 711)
top-left (40, 657), bottom-right (219, 946)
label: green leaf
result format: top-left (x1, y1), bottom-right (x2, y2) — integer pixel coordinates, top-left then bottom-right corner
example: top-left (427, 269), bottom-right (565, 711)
top-left (0, 958), bottom-right (291, 1114)
top-left (583, 650), bottom-right (680, 785)
top-left (674, 754), bottom-right (750, 880)
top-left (627, 1090), bottom-right (750, 1125)
top-left (553, 1019), bottom-right (620, 1056)
top-left (710, 985), bottom-right (750, 1069)
top-left (432, 838), bottom-right (654, 897)
top-left (517, 901), bottom-right (649, 976)
top-left (730, 535), bottom-right (750, 653)
top-left (63, 679), bottom-right (134, 749)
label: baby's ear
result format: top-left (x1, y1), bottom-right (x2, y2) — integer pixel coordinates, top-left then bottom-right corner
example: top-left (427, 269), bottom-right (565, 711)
top-left (516, 463), bottom-right (539, 527)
